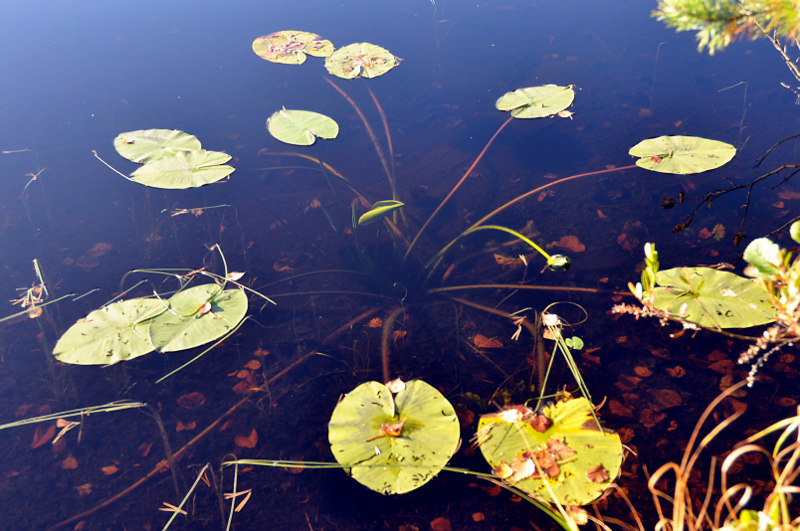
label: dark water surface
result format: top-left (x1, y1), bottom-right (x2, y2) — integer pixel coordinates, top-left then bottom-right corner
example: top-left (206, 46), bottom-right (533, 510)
top-left (2, 1), bottom-right (799, 529)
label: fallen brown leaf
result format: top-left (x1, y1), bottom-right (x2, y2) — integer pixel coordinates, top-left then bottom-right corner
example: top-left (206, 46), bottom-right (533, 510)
top-left (473, 334), bottom-right (503, 349)
top-left (430, 516), bottom-right (452, 531)
top-left (31, 424), bottom-right (56, 448)
top-left (62, 455), bottom-right (78, 470)
top-left (243, 360), bottom-right (261, 370)
top-left (586, 464), bottom-right (610, 483)
top-left (177, 392), bottom-right (206, 410)
top-left (235, 429), bottom-right (258, 449)
top-left (101, 465), bottom-right (119, 476)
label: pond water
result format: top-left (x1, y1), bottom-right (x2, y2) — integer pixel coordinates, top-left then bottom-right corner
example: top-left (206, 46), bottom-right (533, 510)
top-left (1, 0), bottom-right (799, 529)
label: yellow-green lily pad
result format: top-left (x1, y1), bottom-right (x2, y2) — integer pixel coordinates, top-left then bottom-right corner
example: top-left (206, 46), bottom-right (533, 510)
top-left (252, 30), bottom-right (334, 65)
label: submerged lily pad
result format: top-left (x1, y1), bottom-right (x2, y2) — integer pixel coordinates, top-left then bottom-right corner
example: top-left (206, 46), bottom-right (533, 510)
top-left (652, 267), bottom-right (777, 328)
top-left (477, 398), bottom-right (622, 506)
top-left (325, 43), bottom-right (398, 79)
top-left (267, 109), bottom-right (339, 146)
top-left (328, 380), bottom-right (459, 495)
top-left (252, 30), bottom-right (333, 65)
top-left (629, 135), bottom-right (736, 174)
top-left (495, 85), bottom-right (575, 119)
top-left (114, 129), bottom-right (202, 163)
top-left (53, 299), bottom-right (167, 365)
top-left (149, 284), bottom-right (248, 352)
top-left (130, 150), bottom-right (235, 189)
top-left (358, 200), bottom-right (405, 226)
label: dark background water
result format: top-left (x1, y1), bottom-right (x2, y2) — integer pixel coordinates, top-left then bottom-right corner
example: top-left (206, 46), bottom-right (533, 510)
top-left (1, 0), bottom-right (799, 529)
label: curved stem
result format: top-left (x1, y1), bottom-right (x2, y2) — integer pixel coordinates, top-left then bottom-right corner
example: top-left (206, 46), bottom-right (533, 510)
top-left (405, 116), bottom-right (515, 260)
top-left (381, 306), bottom-right (404, 383)
top-left (325, 78), bottom-right (395, 200)
top-left (427, 164), bottom-right (638, 271)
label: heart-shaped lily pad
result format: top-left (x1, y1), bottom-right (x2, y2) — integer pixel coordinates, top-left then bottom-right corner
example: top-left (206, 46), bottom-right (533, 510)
top-left (252, 30), bottom-right (333, 65)
top-left (114, 129), bottom-right (202, 163)
top-left (130, 150), bottom-right (235, 189)
top-left (476, 397), bottom-right (622, 505)
top-left (328, 380), bottom-right (459, 495)
top-left (267, 109), bottom-right (339, 146)
top-left (652, 267), bottom-right (777, 328)
top-left (495, 85), bottom-right (575, 119)
top-left (629, 135), bottom-right (736, 174)
top-left (148, 284), bottom-right (248, 352)
top-left (53, 298), bottom-right (167, 365)
top-left (325, 43), bottom-right (398, 79)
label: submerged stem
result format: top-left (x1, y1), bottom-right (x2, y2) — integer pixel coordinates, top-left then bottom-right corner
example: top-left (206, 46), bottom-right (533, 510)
top-left (427, 164), bottom-right (638, 273)
top-left (405, 116), bottom-right (515, 260)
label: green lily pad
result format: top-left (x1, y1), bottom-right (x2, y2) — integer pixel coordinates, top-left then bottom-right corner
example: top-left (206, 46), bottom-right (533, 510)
top-left (267, 109), bottom-right (339, 146)
top-left (149, 284), bottom-right (248, 352)
top-left (495, 85), bottom-right (575, 119)
top-left (476, 398), bottom-right (622, 505)
top-left (743, 238), bottom-right (781, 277)
top-left (629, 135), bottom-right (736, 174)
top-left (114, 129), bottom-right (202, 163)
top-left (652, 267), bottom-right (777, 328)
top-left (130, 150), bottom-right (235, 189)
top-left (325, 43), bottom-right (398, 79)
top-left (328, 380), bottom-right (460, 495)
top-left (252, 30), bottom-right (334, 65)
top-left (52, 298), bottom-right (167, 365)
top-left (790, 221), bottom-right (800, 245)
top-left (358, 200), bottom-right (405, 226)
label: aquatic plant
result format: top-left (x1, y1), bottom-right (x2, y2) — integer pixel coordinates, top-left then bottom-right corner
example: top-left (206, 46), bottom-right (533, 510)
top-left (646, 380), bottom-right (800, 530)
top-left (615, 221), bottom-right (800, 384)
top-left (102, 129), bottom-right (235, 189)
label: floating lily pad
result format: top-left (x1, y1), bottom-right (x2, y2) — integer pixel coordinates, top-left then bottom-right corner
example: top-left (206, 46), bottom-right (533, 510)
top-left (252, 30), bottom-right (333, 65)
top-left (652, 267), bottom-right (777, 328)
top-left (114, 129), bottom-right (202, 163)
top-left (743, 238), bottom-right (781, 277)
top-left (495, 85), bottom-right (575, 119)
top-left (629, 135), bottom-right (736, 174)
top-left (267, 109), bottom-right (339, 146)
top-left (149, 284), bottom-right (248, 353)
top-left (52, 299), bottom-right (167, 365)
top-left (476, 398), bottom-right (622, 506)
top-left (358, 200), bottom-right (405, 226)
top-left (325, 43), bottom-right (398, 79)
top-left (328, 380), bottom-right (460, 495)
top-left (130, 150), bottom-right (235, 189)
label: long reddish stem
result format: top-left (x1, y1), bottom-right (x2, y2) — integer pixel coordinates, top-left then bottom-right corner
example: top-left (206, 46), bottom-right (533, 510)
top-left (405, 115), bottom-right (515, 259)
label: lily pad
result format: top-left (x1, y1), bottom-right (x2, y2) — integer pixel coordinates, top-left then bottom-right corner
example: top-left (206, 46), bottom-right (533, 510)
top-left (743, 238), bottom-right (781, 277)
top-left (149, 284), bottom-right (248, 352)
top-left (267, 109), bottom-right (339, 146)
top-left (629, 135), bottom-right (736, 174)
top-left (52, 298), bottom-right (167, 365)
top-left (328, 380), bottom-right (460, 495)
top-left (130, 150), bottom-right (235, 189)
top-left (791, 221), bottom-right (800, 245)
top-left (652, 267), bottom-right (777, 328)
top-left (476, 398), bottom-right (622, 506)
top-left (495, 85), bottom-right (575, 119)
top-left (358, 200), bottom-right (405, 226)
top-left (252, 30), bottom-right (334, 65)
top-left (325, 43), bottom-right (398, 80)
top-left (114, 129), bottom-right (202, 163)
